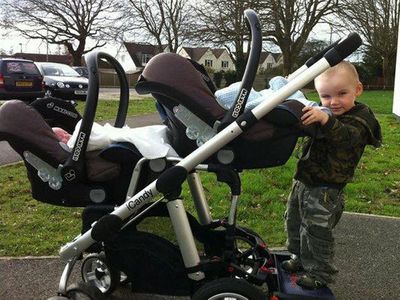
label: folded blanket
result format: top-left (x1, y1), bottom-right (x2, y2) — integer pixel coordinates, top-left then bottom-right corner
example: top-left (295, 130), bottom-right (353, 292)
top-left (67, 121), bottom-right (178, 159)
top-left (215, 76), bottom-right (331, 115)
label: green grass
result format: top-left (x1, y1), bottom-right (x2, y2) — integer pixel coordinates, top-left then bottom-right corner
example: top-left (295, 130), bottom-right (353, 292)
top-left (306, 90), bottom-right (394, 114)
top-left (0, 91), bottom-right (399, 256)
top-left (75, 97), bottom-right (157, 121)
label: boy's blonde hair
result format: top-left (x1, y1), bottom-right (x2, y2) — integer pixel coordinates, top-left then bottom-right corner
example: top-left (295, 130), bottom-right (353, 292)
top-left (315, 61), bottom-right (360, 84)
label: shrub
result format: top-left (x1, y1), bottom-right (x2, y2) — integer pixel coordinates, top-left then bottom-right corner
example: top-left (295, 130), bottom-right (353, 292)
top-left (224, 70), bottom-right (237, 86)
top-left (214, 71), bottom-right (224, 88)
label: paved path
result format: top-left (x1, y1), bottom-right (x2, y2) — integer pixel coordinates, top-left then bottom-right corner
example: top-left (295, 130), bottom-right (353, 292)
top-left (1, 213), bottom-right (399, 300)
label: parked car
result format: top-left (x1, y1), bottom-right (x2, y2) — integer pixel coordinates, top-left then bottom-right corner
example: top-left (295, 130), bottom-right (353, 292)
top-left (35, 62), bottom-right (89, 101)
top-left (0, 58), bottom-right (45, 102)
top-left (72, 66), bottom-right (89, 78)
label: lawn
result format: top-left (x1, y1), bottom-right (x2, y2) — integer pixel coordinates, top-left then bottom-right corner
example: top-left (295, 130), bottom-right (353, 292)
top-left (74, 97), bottom-right (157, 121)
top-left (0, 91), bottom-right (399, 256)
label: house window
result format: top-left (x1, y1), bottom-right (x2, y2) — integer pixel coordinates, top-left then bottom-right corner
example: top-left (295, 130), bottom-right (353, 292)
top-left (266, 63), bottom-right (273, 69)
top-left (221, 61), bottom-right (229, 68)
top-left (142, 53), bottom-right (152, 65)
top-left (205, 59), bottom-right (213, 67)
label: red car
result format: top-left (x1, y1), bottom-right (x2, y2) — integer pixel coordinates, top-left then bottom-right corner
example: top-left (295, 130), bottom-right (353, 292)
top-left (0, 58), bottom-right (45, 102)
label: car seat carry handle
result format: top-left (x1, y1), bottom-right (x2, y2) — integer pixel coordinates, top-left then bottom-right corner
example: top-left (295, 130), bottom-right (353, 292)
top-left (61, 51), bottom-right (129, 183)
top-left (288, 32), bottom-right (361, 81)
top-left (219, 9), bottom-right (262, 130)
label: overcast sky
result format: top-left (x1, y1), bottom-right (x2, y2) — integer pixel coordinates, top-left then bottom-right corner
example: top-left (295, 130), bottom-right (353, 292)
top-left (1, 22), bottom-right (340, 56)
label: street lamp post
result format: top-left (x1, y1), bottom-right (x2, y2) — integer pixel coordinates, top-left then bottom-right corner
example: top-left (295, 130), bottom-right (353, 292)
top-left (46, 28), bottom-right (49, 62)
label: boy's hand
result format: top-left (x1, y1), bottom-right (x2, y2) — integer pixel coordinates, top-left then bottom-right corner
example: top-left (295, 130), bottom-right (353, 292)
top-left (301, 106), bottom-right (329, 126)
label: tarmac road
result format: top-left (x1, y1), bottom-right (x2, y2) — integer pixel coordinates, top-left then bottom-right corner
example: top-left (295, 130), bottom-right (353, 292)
top-left (1, 213), bottom-right (399, 299)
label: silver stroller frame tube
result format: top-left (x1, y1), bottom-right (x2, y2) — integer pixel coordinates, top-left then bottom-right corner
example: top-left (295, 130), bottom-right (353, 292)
top-left (60, 57), bottom-right (333, 261)
top-left (58, 24), bottom-right (361, 289)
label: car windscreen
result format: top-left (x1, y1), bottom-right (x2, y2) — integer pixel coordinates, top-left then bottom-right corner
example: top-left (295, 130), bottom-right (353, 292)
top-left (41, 64), bottom-right (80, 77)
top-left (4, 61), bottom-right (41, 75)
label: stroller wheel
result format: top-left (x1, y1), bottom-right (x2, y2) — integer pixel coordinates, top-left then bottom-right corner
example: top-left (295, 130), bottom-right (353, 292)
top-left (81, 252), bottom-right (120, 295)
top-left (65, 282), bottom-right (105, 300)
top-left (192, 277), bottom-right (265, 300)
top-left (234, 235), bottom-right (260, 275)
top-left (119, 271), bottom-right (129, 284)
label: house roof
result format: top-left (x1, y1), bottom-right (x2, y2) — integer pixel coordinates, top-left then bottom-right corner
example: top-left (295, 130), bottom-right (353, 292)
top-left (12, 53), bottom-right (72, 64)
top-left (259, 52), bottom-right (271, 65)
top-left (271, 52), bottom-right (281, 61)
top-left (124, 42), bottom-right (165, 68)
top-left (211, 48), bottom-right (225, 59)
top-left (181, 47), bottom-right (210, 61)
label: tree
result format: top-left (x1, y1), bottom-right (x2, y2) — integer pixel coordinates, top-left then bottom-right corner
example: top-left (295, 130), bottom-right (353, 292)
top-left (126, 0), bottom-right (190, 53)
top-left (192, 0), bottom-right (265, 79)
top-left (296, 39), bottom-right (329, 67)
top-left (337, 0), bottom-right (399, 86)
top-left (261, 0), bottom-right (339, 75)
top-left (1, 0), bottom-right (125, 65)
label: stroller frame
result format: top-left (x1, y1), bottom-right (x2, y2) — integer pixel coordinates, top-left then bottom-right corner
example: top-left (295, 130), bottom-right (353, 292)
top-left (51, 9), bottom-right (361, 299)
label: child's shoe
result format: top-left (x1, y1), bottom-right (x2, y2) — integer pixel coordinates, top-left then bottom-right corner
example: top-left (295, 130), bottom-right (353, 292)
top-left (296, 274), bottom-right (326, 290)
top-left (281, 255), bottom-right (303, 272)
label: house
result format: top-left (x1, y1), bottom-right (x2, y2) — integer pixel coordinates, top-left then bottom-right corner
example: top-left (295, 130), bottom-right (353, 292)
top-left (123, 42), bottom-right (166, 70)
top-left (178, 47), bottom-right (235, 72)
top-left (258, 52), bottom-right (282, 73)
top-left (178, 47), bottom-right (214, 68)
top-left (211, 48), bottom-right (235, 72)
top-left (123, 42), bottom-right (283, 75)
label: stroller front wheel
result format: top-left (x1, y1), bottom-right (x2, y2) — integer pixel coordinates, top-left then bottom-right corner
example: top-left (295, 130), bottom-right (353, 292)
top-left (81, 252), bottom-right (120, 295)
top-left (65, 282), bottom-right (105, 300)
top-left (192, 277), bottom-right (265, 300)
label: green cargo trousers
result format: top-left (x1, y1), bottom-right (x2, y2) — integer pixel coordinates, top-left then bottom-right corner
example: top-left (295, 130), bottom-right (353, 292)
top-left (285, 180), bottom-right (344, 284)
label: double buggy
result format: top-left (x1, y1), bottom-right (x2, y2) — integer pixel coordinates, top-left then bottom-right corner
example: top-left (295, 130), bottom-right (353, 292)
top-left (0, 10), bottom-right (362, 300)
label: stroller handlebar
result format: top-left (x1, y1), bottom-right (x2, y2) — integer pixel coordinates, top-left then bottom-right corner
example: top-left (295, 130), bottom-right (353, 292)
top-left (61, 51), bottom-right (129, 182)
top-left (305, 41), bottom-right (340, 68)
top-left (219, 9), bottom-right (262, 130)
top-left (324, 33), bottom-right (362, 67)
top-left (288, 32), bottom-right (362, 81)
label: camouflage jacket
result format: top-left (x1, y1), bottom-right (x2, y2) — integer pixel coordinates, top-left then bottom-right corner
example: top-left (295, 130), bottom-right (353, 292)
top-left (295, 102), bottom-right (382, 187)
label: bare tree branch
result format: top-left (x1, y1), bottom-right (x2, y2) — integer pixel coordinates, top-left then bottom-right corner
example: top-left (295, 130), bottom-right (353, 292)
top-left (125, 0), bottom-right (190, 53)
top-left (336, 0), bottom-right (399, 85)
top-left (1, 0), bottom-right (125, 65)
top-left (261, 0), bottom-right (339, 75)
top-left (191, 0), bottom-right (265, 79)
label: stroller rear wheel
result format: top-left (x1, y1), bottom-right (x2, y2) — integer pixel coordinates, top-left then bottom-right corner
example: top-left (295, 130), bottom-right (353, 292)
top-left (81, 252), bottom-right (120, 295)
top-left (192, 277), bottom-right (265, 300)
top-left (64, 282), bottom-right (105, 300)
top-left (106, 230), bottom-right (192, 296)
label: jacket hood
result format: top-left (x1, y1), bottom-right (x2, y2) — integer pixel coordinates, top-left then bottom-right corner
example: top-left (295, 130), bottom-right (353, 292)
top-left (342, 102), bottom-right (382, 147)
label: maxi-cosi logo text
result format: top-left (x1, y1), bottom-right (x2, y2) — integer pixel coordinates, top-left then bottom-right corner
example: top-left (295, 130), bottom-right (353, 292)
top-left (54, 106), bottom-right (78, 118)
top-left (232, 89), bottom-right (248, 118)
top-left (126, 189), bottom-right (153, 211)
top-left (47, 102), bottom-right (78, 119)
top-left (72, 132), bottom-right (86, 161)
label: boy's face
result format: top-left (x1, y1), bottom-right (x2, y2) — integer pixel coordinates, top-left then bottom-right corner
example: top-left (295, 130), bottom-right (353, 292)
top-left (315, 69), bottom-right (362, 116)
